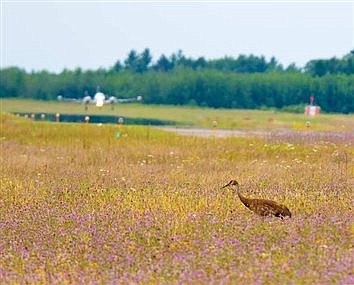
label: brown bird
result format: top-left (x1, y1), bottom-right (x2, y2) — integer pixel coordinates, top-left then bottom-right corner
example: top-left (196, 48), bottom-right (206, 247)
top-left (221, 180), bottom-right (291, 219)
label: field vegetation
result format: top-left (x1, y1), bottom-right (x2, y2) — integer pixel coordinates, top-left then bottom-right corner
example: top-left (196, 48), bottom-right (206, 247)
top-left (0, 114), bottom-right (353, 284)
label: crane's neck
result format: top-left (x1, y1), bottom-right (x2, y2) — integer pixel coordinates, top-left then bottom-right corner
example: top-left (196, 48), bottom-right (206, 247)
top-left (232, 184), bottom-right (249, 206)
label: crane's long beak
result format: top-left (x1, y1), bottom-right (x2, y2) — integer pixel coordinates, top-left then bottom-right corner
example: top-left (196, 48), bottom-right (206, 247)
top-left (220, 182), bottom-right (230, 189)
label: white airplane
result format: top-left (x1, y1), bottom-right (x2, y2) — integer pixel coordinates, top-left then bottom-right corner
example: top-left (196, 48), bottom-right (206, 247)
top-left (57, 87), bottom-right (142, 108)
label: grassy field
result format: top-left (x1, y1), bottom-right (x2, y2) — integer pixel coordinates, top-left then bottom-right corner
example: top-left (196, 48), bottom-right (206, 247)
top-left (2, 98), bottom-right (354, 131)
top-left (0, 113), bottom-right (353, 284)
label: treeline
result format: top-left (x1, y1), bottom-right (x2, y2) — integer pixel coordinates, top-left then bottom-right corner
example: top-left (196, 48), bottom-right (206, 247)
top-left (1, 49), bottom-right (354, 113)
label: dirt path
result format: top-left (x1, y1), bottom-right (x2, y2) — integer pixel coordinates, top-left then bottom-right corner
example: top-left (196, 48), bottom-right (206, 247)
top-left (155, 126), bottom-right (354, 143)
top-left (155, 127), bottom-right (267, 138)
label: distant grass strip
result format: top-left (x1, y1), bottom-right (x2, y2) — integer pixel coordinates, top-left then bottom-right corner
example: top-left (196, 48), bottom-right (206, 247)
top-left (2, 98), bottom-right (354, 131)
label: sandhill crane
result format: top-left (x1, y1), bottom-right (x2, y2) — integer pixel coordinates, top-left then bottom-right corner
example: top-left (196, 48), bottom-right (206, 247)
top-left (221, 180), bottom-right (292, 219)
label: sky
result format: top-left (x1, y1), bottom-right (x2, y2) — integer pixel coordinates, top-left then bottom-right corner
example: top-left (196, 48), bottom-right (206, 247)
top-left (1, 1), bottom-right (353, 73)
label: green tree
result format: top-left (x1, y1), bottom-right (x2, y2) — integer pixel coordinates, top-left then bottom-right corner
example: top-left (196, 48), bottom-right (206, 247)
top-left (124, 49), bottom-right (139, 72)
top-left (154, 54), bottom-right (173, 72)
top-left (136, 48), bottom-right (152, 73)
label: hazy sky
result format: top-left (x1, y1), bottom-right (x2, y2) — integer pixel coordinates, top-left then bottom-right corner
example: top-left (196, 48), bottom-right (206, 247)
top-left (1, 1), bottom-right (353, 73)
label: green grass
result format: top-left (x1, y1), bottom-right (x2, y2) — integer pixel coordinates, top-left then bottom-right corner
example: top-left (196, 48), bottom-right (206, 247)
top-left (2, 98), bottom-right (354, 131)
top-left (0, 113), bottom-right (353, 284)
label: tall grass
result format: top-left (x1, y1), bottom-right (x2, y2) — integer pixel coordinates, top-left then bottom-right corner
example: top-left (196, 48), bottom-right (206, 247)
top-left (0, 114), bottom-right (353, 284)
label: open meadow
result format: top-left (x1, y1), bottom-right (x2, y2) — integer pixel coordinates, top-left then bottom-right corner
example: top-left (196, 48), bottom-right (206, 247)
top-left (0, 113), bottom-right (353, 284)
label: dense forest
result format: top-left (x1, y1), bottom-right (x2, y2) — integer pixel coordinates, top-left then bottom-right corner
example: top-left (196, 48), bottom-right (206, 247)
top-left (1, 49), bottom-right (354, 113)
